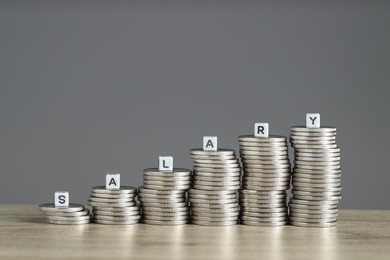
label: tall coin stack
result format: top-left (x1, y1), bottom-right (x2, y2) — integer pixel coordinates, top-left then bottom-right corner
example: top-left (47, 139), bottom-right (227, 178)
top-left (189, 139), bottom-right (241, 226)
top-left (39, 203), bottom-right (91, 225)
top-left (239, 134), bottom-right (291, 226)
top-left (138, 167), bottom-right (192, 225)
top-left (289, 124), bottom-right (341, 227)
top-left (88, 186), bottom-right (140, 224)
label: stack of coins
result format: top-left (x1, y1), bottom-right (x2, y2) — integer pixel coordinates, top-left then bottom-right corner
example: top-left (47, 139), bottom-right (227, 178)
top-left (138, 168), bottom-right (191, 225)
top-left (189, 149), bottom-right (240, 226)
top-left (238, 135), bottom-right (291, 226)
top-left (87, 186), bottom-right (140, 225)
top-left (289, 126), bottom-right (341, 227)
top-left (39, 203), bottom-right (91, 224)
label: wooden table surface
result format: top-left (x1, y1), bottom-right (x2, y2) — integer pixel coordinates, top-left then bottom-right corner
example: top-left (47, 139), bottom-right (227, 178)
top-left (0, 205), bottom-right (389, 260)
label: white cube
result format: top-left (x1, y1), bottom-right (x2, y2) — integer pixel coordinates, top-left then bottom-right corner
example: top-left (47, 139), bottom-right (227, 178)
top-left (106, 173), bottom-right (120, 190)
top-left (306, 113), bottom-right (320, 128)
top-left (54, 191), bottom-right (69, 207)
top-left (203, 136), bottom-right (217, 151)
top-left (254, 123), bottom-right (269, 138)
top-left (159, 156), bottom-right (173, 171)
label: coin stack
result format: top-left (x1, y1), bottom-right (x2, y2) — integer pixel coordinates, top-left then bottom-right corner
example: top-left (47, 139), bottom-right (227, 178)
top-left (87, 186), bottom-right (140, 224)
top-left (189, 149), bottom-right (241, 226)
top-left (138, 168), bottom-right (191, 225)
top-left (238, 135), bottom-right (291, 226)
top-left (39, 203), bottom-right (91, 224)
top-left (289, 126), bottom-right (341, 227)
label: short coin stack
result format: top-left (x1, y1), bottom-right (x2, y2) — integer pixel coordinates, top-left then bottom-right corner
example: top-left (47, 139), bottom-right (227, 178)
top-left (238, 135), bottom-right (291, 226)
top-left (189, 149), bottom-right (241, 226)
top-left (39, 203), bottom-right (91, 224)
top-left (138, 168), bottom-right (191, 225)
top-left (289, 126), bottom-right (341, 227)
top-left (87, 186), bottom-right (140, 224)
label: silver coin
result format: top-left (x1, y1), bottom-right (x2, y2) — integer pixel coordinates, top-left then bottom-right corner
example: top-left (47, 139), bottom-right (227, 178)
top-left (143, 215), bottom-right (189, 221)
top-left (191, 154), bottom-right (236, 160)
top-left (91, 192), bottom-right (135, 199)
top-left (241, 215), bottom-right (287, 222)
top-left (291, 140), bottom-right (336, 145)
top-left (143, 180), bottom-right (191, 186)
top-left (91, 186), bottom-right (137, 194)
top-left (239, 197), bottom-right (286, 204)
top-left (189, 193), bottom-right (237, 200)
top-left (292, 190), bottom-right (341, 197)
top-left (92, 206), bottom-right (140, 212)
top-left (46, 215), bottom-right (91, 221)
top-left (243, 176), bottom-right (290, 182)
top-left (139, 198), bottom-right (186, 203)
top-left (293, 147), bottom-right (341, 154)
top-left (142, 210), bottom-right (189, 217)
top-left (290, 208), bottom-right (339, 214)
top-left (191, 208), bottom-right (240, 215)
top-left (140, 202), bottom-right (188, 208)
top-left (193, 172), bottom-right (241, 178)
top-left (294, 165), bottom-right (340, 170)
top-left (143, 175), bottom-right (191, 181)
top-left (141, 206), bottom-right (188, 212)
top-left (192, 211), bottom-right (239, 217)
top-left (239, 135), bottom-right (287, 142)
top-left (240, 206), bottom-right (287, 213)
top-left (290, 135), bottom-right (336, 141)
top-left (240, 154), bottom-right (290, 160)
top-left (142, 184), bottom-right (190, 190)
top-left (193, 176), bottom-right (241, 182)
top-left (295, 160), bottom-right (340, 166)
top-left (88, 197), bottom-right (134, 203)
top-left (293, 195), bottom-right (341, 201)
top-left (240, 150), bottom-right (288, 156)
top-left (240, 146), bottom-right (288, 152)
top-left (240, 220), bottom-right (287, 226)
top-left (192, 180), bottom-right (241, 186)
top-left (143, 168), bottom-right (191, 176)
top-left (242, 159), bottom-right (290, 164)
top-left (94, 219), bottom-right (139, 225)
top-left (192, 158), bottom-right (239, 163)
top-left (190, 203), bottom-right (239, 209)
top-left (244, 168), bottom-right (291, 174)
top-left (190, 148), bottom-right (235, 156)
top-left (191, 220), bottom-right (237, 226)
top-left (94, 215), bottom-right (141, 221)
top-left (138, 186), bottom-right (185, 195)
top-left (138, 193), bottom-right (185, 199)
top-left (142, 219), bottom-right (189, 225)
top-left (292, 177), bottom-right (341, 184)
top-left (293, 173), bottom-right (341, 179)
top-left (291, 126), bottom-right (337, 132)
top-left (88, 201), bottom-right (136, 207)
top-left (288, 203), bottom-right (338, 211)
top-left (240, 202), bottom-right (287, 208)
top-left (293, 168), bottom-right (341, 175)
top-left (290, 212), bottom-right (338, 219)
top-left (39, 203), bottom-right (84, 213)
top-left (190, 198), bottom-right (237, 204)
top-left (189, 189), bottom-right (236, 195)
top-left (290, 220), bottom-right (337, 228)
top-left (240, 211), bottom-right (287, 218)
top-left (192, 185), bottom-right (240, 191)
top-left (93, 210), bottom-right (140, 216)
top-left (45, 209), bottom-right (90, 217)
top-left (242, 185), bottom-right (289, 191)
top-left (46, 219), bottom-right (91, 225)
top-left (290, 216), bottom-right (337, 222)
top-left (295, 152), bottom-right (340, 158)
top-left (239, 142), bottom-right (287, 148)
top-left (192, 216), bottom-right (239, 222)
top-left (193, 167), bottom-right (241, 173)
top-left (291, 131), bottom-right (336, 137)
top-left (290, 199), bottom-right (339, 206)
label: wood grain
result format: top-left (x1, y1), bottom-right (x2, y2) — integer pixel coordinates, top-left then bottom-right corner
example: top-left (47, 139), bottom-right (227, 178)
top-left (0, 205), bottom-right (389, 260)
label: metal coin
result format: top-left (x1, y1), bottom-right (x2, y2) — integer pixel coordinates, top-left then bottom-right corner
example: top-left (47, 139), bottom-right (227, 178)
top-left (39, 203), bottom-right (84, 213)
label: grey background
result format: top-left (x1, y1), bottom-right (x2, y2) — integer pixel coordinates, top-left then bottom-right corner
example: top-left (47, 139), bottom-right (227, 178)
top-left (0, 1), bottom-right (389, 209)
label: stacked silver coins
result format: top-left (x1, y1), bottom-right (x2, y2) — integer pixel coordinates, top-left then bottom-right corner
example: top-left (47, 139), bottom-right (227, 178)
top-left (189, 149), bottom-right (240, 226)
top-left (238, 135), bottom-right (291, 226)
top-left (138, 168), bottom-right (191, 225)
top-left (87, 186), bottom-right (140, 224)
top-left (289, 126), bottom-right (341, 227)
top-left (39, 203), bottom-right (91, 224)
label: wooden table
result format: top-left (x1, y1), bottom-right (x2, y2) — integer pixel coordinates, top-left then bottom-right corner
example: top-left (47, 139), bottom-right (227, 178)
top-left (0, 205), bottom-right (389, 260)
